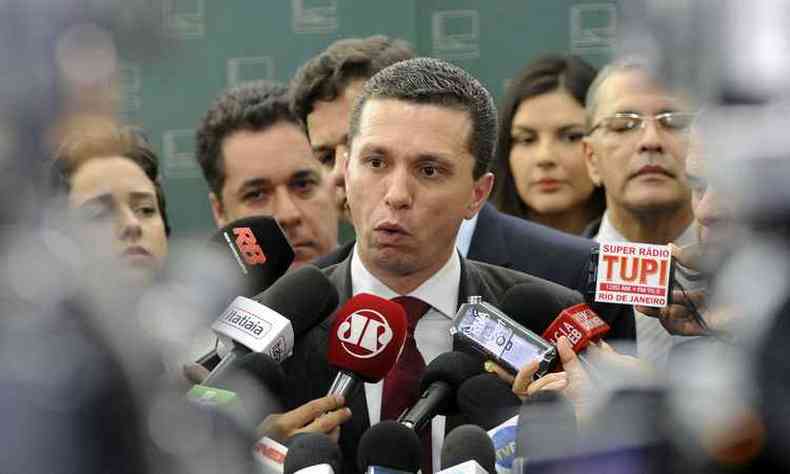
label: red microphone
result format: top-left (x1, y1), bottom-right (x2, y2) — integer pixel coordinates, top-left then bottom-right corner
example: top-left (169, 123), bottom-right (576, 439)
top-left (326, 293), bottom-right (408, 398)
top-left (541, 303), bottom-right (610, 353)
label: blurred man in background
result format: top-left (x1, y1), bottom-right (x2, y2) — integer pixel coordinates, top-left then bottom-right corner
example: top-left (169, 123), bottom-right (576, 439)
top-left (195, 80), bottom-right (338, 269)
top-left (583, 58), bottom-right (697, 366)
top-left (290, 35), bottom-right (414, 222)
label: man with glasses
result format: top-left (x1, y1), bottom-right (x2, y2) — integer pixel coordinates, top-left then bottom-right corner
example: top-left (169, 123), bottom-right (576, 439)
top-left (583, 58), bottom-right (697, 366)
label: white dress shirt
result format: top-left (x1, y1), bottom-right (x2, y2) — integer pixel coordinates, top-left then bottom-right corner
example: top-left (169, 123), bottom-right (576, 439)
top-left (455, 212), bottom-right (479, 258)
top-left (350, 245), bottom-right (461, 473)
top-left (594, 211), bottom-right (698, 368)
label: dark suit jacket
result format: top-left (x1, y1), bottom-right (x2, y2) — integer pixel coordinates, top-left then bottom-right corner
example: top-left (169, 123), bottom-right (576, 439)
top-left (314, 203), bottom-right (635, 344)
top-left (282, 254), bottom-right (582, 474)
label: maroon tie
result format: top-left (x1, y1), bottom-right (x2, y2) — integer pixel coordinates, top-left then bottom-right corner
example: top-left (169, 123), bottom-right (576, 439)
top-left (382, 296), bottom-right (433, 474)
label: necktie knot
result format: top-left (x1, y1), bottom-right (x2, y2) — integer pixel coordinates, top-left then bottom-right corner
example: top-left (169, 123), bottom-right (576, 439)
top-left (392, 296), bottom-right (430, 332)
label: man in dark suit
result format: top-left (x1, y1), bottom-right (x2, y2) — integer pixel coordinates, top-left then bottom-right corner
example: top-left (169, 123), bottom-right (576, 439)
top-left (262, 58), bottom-right (588, 474)
top-left (292, 36), bottom-right (634, 342)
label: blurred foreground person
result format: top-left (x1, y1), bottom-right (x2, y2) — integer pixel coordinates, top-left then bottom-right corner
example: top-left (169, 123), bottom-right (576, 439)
top-left (493, 54), bottom-right (605, 235)
top-left (51, 124), bottom-right (170, 286)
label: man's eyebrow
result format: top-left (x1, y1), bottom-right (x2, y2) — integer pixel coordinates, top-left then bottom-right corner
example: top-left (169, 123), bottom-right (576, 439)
top-left (290, 169), bottom-right (322, 181)
top-left (237, 177), bottom-right (272, 194)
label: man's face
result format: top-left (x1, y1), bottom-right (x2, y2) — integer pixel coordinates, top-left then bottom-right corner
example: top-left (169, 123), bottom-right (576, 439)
top-left (210, 123), bottom-right (338, 268)
top-left (306, 79), bottom-right (366, 221)
top-left (686, 136), bottom-right (734, 247)
top-left (583, 70), bottom-right (692, 215)
top-left (345, 98), bottom-right (493, 287)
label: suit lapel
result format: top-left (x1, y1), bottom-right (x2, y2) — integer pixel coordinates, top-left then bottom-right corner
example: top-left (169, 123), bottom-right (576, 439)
top-left (467, 203), bottom-right (511, 268)
top-left (326, 252), bottom-right (372, 452)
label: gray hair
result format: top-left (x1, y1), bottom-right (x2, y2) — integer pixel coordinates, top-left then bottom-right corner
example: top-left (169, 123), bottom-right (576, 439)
top-left (585, 56), bottom-right (653, 130)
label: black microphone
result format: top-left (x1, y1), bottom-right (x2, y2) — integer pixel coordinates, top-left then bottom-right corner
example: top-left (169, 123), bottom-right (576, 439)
top-left (440, 424), bottom-right (496, 474)
top-left (358, 420), bottom-right (422, 474)
top-left (499, 282), bottom-right (581, 338)
top-left (456, 373), bottom-right (522, 473)
top-left (456, 373), bottom-right (522, 430)
top-left (284, 432), bottom-right (343, 474)
top-left (209, 215), bottom-right (295, 297)
top-left (198, 215), bottom-right (295, 370)
top-left (202, 265), bottom-right (338, 386)
top-left (397, 351), bottom-right (484, 433)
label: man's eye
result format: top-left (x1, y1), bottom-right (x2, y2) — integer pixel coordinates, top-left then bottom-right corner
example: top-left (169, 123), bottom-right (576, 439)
top-left (316, 150), bottom-right (335, 167)
top-left (292, 179), bottom-right (317, 195)
top-left (561, 131), bottom-right (585, 143)
top-left (243, 190), bottom-right (266, 202)
top-left (608, 117), bottom-right (641, 133)
top-left (366, 157), bottom-right (384, 168)
top-left (421, 166), bottom-right (439, 177)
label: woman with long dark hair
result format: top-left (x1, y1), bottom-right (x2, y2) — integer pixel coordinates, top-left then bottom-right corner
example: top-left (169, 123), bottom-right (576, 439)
top-left (493, 54), bottom-right (605, 235)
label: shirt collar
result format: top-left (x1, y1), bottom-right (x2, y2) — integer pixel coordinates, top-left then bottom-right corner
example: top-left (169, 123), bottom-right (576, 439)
top-left (455, 212), bottom-right (479, 258)
top-left (595, 210), bottom-right (697, 246)
top-left (350, 244), bottom-right (460, 319)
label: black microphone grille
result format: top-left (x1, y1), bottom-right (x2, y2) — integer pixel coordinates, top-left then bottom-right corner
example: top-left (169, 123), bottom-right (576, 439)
top-left (420, 351), bottom-right (485, 415)
top-left (284, 432), bottom-right (342, 474)
top-left (500, 281), bottom-right (583, 334)
top-left (441, 424), bottom-right (496, 474)
top-left (253, 264), bottom-right (339, 336)
top-left (456, 373), bottom-right (522, 430)
top-left (357, 420), bottom-right (421, 473)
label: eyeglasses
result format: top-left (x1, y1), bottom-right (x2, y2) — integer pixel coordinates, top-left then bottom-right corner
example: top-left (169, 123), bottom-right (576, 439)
top-left (588, 112), bottom-right (695, 136)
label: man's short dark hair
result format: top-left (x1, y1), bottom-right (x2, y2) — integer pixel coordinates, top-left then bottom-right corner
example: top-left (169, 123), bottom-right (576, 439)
top-left (289, 35), bottom-right (414, 129)
top-left (349, 57), bottom-right (497, 179)
top-left (195, 80), bottom-right (298, 198)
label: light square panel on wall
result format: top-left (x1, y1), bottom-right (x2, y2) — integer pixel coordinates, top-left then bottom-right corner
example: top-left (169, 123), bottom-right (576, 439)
top-left (162, 129), bottom-right (201, 179)
top-left (291, 0), bottom-right (339, 34)
top-left (163, 0), bottom-right (205, 39)
top-left (432, 9), bottom-right (480, 60)
top-left (227, 56), bottom-right (275, 87)
top-left (570, 3), bottom-right (617, 55)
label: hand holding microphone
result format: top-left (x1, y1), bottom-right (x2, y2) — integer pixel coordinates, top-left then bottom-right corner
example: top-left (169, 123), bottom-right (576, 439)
top-left (257, 293), bottom-right (408, 446)
top-left (259, 394), bottom-right (352, 446)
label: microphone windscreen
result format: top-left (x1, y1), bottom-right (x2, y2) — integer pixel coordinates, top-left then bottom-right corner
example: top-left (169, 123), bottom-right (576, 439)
top-left (441, 424), bottom-right (496, 473)
top-left (357, 420), bottom-right (421, 473)
top-left (210, 215), bottom-right (294, 296)
top-left (420, 351), bottom-right (485, 415)
top-left (284, 432), bottom-right (342, 474)
top-left (517, 390), bottom-right (578, 461)
top-left (456, 373), bottom-right (522, 429)
top-left (253, 264), bottom-right (339, 336)
top-left (327, 294), bottom-right (407, 383)
top-left (234, 351), bottom-right (287, 396)
top-left (500, 281), bottom-right (584, 335)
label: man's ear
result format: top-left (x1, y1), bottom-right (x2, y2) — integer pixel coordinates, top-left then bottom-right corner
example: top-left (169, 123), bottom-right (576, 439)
top-left (582, 138), bottom-right (603, 187)
top-left (209, 192), bottom-right (227, 228)
top-left (467, 172), bottom-right (494, 219)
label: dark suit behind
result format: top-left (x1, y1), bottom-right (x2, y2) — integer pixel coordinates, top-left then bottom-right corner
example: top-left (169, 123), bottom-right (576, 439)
top-left (315, 203), bottom-right (635, 343)
top-left (282, 254), bottom-right (583, 474)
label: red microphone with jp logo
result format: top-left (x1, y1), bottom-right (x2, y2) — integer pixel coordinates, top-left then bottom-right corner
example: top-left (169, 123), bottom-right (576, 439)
top-left (326, 293), bottom-right (408, 399)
